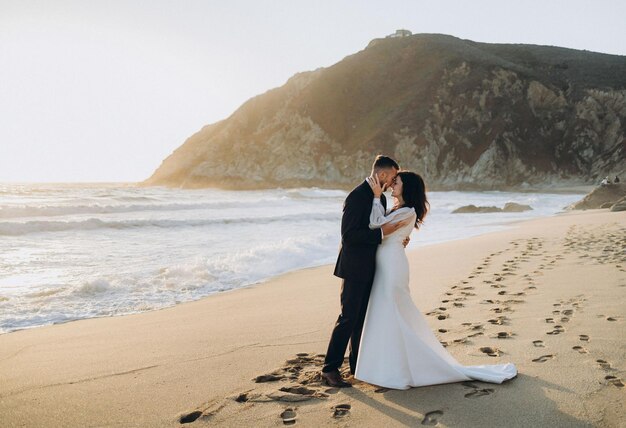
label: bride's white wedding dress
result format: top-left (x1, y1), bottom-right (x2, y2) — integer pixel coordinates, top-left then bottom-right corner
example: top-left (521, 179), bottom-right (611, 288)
top-left (354, 198), bottom-right (517, 390)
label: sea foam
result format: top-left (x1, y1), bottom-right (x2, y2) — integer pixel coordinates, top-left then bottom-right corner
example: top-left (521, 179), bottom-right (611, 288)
top-left (0, 183), bottom-right (584, 334)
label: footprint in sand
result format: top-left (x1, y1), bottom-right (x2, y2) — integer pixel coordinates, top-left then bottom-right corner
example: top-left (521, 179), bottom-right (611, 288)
top-left (464, 388), bottom-right (495, 398)
top-left (532, 354), bottom-right (555, 363)
top-left (597, 359), bottom-right (613, 370)
top-left (532, 340), bottom-right (545, 347)
top-left (606, 316), bottom-right (619, 321)
top-left (235, 392), bottom-right (250, 402)
top-left (579, 334), bottom-right (590, 342)
top-left (332, 404), bottom-right (351, 418)
top-left (488, 316), bottom-right (508, 325)
top-left (572, 346), bottom-right (588, 354)
top-left (545, 318), bottom-right (555, 323)
top-left (605, 376), bottom-right (624, 388)
top-left (254, 373), bottom-right (286, 383)
top-left (480, 347), bottom-right (501, 357)
top-left (561, 309), bottom-right (574, 316)
top-left (546, 325), bottom-right (565, 335)
top-left (421, 410), bottom-right (444, 425)
top-left (280, 408), bottom-right (297, 425)
top-left (279, 386), bottom-right (319, 396)
top-left (179, 411), bottom-right (203, 424)
top-left (492, 331), bottom-right (514, 339)
top-left (560, 317), bottom-right (570, 323)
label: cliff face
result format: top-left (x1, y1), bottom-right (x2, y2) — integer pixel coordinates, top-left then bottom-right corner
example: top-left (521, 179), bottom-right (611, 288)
top-left (144, 34), bottom-right (626, 190)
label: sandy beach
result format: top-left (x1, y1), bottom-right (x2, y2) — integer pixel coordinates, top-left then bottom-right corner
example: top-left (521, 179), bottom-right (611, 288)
top-left (0, 208), bottom-right (624, 427)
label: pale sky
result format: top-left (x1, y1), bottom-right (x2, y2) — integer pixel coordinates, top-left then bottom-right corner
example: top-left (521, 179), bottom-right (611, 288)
top-left (1, 0), bottom-right (624, 183)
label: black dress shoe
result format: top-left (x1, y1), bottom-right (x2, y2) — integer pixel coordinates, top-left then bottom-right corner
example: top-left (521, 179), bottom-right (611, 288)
top-left (321, 370), bottom-right (352, 388)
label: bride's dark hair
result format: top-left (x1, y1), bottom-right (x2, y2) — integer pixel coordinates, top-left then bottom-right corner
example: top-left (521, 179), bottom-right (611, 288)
top-left (397, 171), bottom-right (429, 229)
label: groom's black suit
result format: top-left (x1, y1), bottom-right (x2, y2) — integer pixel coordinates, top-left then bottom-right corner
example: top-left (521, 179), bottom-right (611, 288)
top-left (323, 180), bottom-right (386, 375)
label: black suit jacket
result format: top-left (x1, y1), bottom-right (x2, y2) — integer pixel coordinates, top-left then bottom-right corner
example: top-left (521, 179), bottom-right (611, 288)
top-left (333, 180), bottom-right (387, 283)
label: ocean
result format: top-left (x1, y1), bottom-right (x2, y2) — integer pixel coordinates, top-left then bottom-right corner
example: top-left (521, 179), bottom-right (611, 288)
top-left (0, 182), bottom-right (584, 334)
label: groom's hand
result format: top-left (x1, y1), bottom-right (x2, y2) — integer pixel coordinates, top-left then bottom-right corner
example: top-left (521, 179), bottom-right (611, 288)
top-left (402, 236), bottom-right (410, 248)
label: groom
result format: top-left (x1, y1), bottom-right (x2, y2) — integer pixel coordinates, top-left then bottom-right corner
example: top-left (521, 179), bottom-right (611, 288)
top-left (321, 155), bottom-right (408, 388)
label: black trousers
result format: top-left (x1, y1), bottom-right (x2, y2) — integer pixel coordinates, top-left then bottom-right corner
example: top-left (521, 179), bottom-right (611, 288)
top-left (322, 278), bottom-right (374, 374)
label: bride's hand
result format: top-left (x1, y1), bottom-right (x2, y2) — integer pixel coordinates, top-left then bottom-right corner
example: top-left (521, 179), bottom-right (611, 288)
top-left (381, 218), bottom-right (410, 236)
top-left (366, 173), bottom-right (384, 198)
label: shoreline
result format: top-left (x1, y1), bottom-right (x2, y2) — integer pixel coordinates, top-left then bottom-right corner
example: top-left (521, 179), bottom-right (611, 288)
top-left (1, 208), bottom-right (624, 427)
top-left (1, 206), bottom-right (583, 337)
top-left (1, 180), bottom-right (594, 195)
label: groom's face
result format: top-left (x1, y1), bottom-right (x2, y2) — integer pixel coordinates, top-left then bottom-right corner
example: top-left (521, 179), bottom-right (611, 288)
top-left (379, 168), bottom-right (399, 190)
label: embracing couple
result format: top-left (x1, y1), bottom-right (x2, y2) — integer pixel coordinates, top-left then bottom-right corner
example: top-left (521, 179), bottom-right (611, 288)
top-left (321, 155), bottom-right (518, 390)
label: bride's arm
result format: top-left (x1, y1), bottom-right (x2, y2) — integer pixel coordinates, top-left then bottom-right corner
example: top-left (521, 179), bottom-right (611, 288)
top-left (369, 198), bottom-right (390, 229)
top-left (366, 175), bottom-right (409, 236)
top-left (369, 199), bottom-right (413, 239)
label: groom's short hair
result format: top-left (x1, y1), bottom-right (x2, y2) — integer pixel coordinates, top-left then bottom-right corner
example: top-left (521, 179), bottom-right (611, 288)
top-left (372, 155), bottom-right (399, 171)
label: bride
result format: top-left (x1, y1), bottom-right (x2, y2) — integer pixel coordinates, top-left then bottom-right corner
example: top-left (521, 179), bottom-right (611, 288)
top-left (354, 171), bottom-right (518, 389)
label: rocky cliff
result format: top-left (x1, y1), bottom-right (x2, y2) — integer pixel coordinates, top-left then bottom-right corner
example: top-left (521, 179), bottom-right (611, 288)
top-left (143, 33), bottom-right (626, 190)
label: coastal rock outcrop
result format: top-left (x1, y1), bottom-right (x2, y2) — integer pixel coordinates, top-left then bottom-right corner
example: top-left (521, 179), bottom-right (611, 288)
top-left (144, 33), bottom-right (626, 190)
top-left (503, 203), bottom-right (533, 212)
top-left (452, 205), bottom-right (501, 214)
top-left (452, 202), bottom-right (533, 214)
top-left (568, 183), bottom-right (626, 210)
top-left (610, 196), bottom-right (626, 212)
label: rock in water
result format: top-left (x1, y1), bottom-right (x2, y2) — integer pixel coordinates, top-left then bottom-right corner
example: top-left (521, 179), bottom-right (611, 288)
top-left (568, 184), bottom-right (626, 210)
top-left (502, 202), bottom-right (533, 212)
top-left (452, 205), bottom-right (502, 213)
top-left (452, 202), bottom-right (534, 213)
